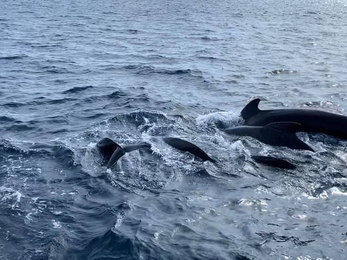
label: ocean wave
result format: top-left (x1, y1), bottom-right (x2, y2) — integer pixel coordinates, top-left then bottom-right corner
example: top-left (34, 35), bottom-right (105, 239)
top-left (0, 115), bottom-right (18, 123)
top-left (0, 55), bottom-right (28, 60)
top-left (62, 86), bottom-right (94, 94)
top-left (1, 97), bottom-right (78, 108)
top-left (266, 69), bottom-right (297, 75)
top-left (123, 65), bottom-right (204, 78)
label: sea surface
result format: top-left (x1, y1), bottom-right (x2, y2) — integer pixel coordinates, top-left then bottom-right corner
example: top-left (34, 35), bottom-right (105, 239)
top-left (1, 0), bottom-right (347, 259)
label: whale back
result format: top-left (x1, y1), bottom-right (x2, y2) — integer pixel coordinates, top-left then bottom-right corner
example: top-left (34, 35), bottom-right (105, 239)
top-left (163, 137), bottom-right (215, 163)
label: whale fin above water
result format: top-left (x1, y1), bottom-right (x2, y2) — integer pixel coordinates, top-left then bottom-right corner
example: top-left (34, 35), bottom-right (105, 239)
top-left (240, 98), bottom-right (261, 120)
top-left (97, 138), bottom-right (152, 169)
top-left (163, 137), bottom-right (215, 163)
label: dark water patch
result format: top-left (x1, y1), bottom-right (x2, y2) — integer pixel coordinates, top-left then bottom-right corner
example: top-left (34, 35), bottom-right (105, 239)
top-left (27, 115), bottom-right (69, 125)
top-left (5, 123), bottom-right (38, 132)
top-left (127, 29), bottom-right (139, 34)
top-left (200, 36), bottom-right (221, 41)
top-left (41, 65), bottom-right (71, 74)
top-left (0, 115), bottom-right (19, 123)
top-left (256, 232), bottom-right (315, 246)
top-left (123, 65), bottom-right (204, 78)
top-left (266, 69), bottom-right (297, 75)
top-left (81, 112), bottom-right (108, 119)
top-left (62, 85), bottom-right (93, 94)
top-left (1, 97), bottom-right (78, 108)
top-left (0, 55), bottom-right (28, 60)
top-left (46, 128), bottom-right (69, 134)
top-left (80, 90), bottom-right (128, 104)
top-left (66, 229), bottom-right (141, 260)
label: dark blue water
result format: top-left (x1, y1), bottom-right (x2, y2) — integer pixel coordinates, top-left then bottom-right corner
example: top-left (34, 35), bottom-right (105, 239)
top-left (1, 0), bottom-right (347, 259)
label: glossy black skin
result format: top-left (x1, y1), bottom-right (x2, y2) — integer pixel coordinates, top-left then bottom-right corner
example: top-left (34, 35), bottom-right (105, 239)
top-left (224, 122), bottom-right (314, 151)
top-left (97, 138), bottom-right (151, 168)
top-left (97, 138), bottom-right (122, 161)
top-left (251, 155), bottom-right (296, 169)
top-left (163, 137), bottom-right (215, 163)
top-left (241, 99), bottom-right (347, 140)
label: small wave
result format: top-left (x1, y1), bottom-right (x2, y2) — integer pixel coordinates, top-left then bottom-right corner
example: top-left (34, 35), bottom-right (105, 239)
top-left (0, 116), bottom-right (18, 123)
top-left (123, 65), bottom-right (203, 78)
top-left (41, 65), bottom-right (71, 74)
top-left (196, 110), bottom-right (242, 132)
top-left (108, 110), bottom-right (175, 132)
top-left (0, 186), bottom-right (23, 210)
top-left (1, 97), bottom-right (77, 108)
top-left (69, 229), bottom-right (140, 259)
top-left (5, 124), bottom-right (37, 132)
top-left (266, 69), bottom-right (297, 75)
top-left (62, 86), bottom-right (93, 94)
top-left (200, 36), bottom-right (221, 41)
top-left (80, 90), bottom-right (128, 104)
top-left (0, 55), bottom-right (27, 60)
top-left (255, 232), bottom-right (314, 246)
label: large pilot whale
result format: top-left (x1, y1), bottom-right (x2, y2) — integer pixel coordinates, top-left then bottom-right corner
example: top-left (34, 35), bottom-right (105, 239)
top-left (97, 137), bottom-right (215, 168)
top-left (241, 98), bottom-right (347, 140)
top-left (224, 122), bottom-right (314, 151)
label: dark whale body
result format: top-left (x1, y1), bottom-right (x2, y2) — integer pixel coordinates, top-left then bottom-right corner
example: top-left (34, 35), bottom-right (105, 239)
top-left (163, 137), bottom-right (215, 163)
top-left (251, 155), bottom-right (296, 170)
top-left (97, 137), bottom-right (215, 168)
top-left (241, 99), bottom-right (347, 140)
top-left (97, 138), bottom-right (151, 168)
top-left (224, 122), bottom-right (314, 151)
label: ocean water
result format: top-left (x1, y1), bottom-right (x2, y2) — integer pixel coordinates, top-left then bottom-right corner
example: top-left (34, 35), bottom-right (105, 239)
top-left (1, 0), bottom-right (347, 259)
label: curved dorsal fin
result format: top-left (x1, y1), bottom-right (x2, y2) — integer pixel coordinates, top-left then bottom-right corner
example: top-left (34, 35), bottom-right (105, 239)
top-left (265, 122), bottom-right (303, 133)
top-left (241, 99), bottom-right (261, 120)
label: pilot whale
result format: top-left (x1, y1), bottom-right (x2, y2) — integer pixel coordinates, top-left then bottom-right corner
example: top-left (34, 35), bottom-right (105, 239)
top-left (163, 137), bottom-right (215, 163)
top-left (224, 122), bottom-right (314, 151)
top-left (97, 137), bottom-right (215, 168)
top-left (97, 138), bottom-right (151, 168)
top-left (241, 99), bottom-right (347, 140)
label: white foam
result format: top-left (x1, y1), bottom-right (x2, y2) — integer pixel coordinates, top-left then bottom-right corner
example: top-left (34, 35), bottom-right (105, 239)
top-left (329, 187), bottom-right (347, 196)
top-left (195, 110), bottom-right (242, 130)
top-left (0, 186), bottom-right (23, 209)
top-left (52, 220), bottom-right (62, 229)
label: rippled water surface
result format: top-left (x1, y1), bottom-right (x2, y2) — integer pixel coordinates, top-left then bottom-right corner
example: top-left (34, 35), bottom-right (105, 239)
top-left (1, 0), bottom-right (347, 259)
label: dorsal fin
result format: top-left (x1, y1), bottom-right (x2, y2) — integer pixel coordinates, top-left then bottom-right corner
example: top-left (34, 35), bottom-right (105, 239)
top-left (241, 99), bottom-right (261, 120)
top-left (265, 122), bottom-right (303, 133)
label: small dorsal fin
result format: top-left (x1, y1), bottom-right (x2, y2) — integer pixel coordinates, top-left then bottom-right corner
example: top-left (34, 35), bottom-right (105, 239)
top-left (265, 122), bottom-right (302, 133)
top-left (241, 99), bottom-right (261, 120)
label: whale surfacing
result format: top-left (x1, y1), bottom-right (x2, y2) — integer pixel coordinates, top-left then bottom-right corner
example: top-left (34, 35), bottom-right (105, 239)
top-left (163, 137), bottom-right (215, 163)
top-left (241, 98), bottom-right (347, 140)
top-left (97, 138), bottom-right (151, 168)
